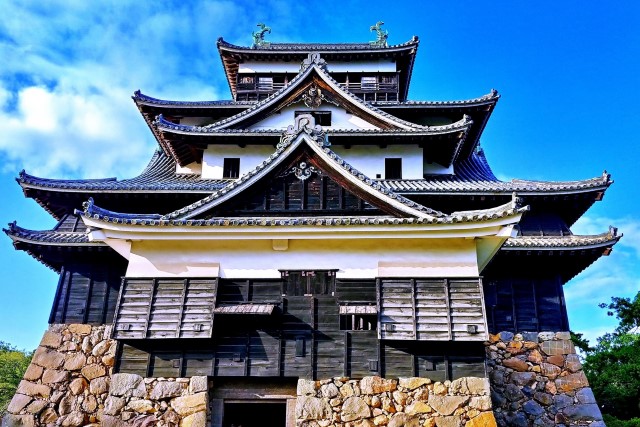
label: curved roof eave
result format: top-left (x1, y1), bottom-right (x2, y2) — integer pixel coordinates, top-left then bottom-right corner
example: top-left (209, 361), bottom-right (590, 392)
top-left (502, 226), bottom-right (621, 250)
top-left (373, 89), bottom-right (500, 109)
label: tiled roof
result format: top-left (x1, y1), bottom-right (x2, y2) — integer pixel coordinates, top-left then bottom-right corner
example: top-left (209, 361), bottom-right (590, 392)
top-left (18, 148), bottom-right (610, 198)
top-left (132, 91), bottom-right (255, 108)
top-left (155, 116), bottom-right (472, 136)
top-left (217, 37), bottom-right (420, 52)
top-left (77, 124), bottom-right (528, 226)
top-left (18, 150), bottom-right (228, 193)
top-left (503, 227), bottom-right (621, 250)
top-left (382, 150), bottom-right (612, 194)
top-left (373, 89), bottom-right (500, 107)
top-left (3, 222), bottom-right (104, 246)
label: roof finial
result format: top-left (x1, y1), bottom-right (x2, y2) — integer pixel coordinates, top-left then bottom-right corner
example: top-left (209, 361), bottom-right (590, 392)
top-left (369, 21), bottom-right (388, 48)
top-left (252, 23), bottom-right (271, 49)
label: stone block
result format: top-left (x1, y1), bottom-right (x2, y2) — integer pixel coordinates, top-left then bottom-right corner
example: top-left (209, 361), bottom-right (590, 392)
top-left (555, 332), bottom-right (571, 340)
top-left (189, 376), bottom-right (208, 393)
top-left (341, 396), bottom-right (371, 421)
top-left (538, 332), bottom-right (555, 341)
top-left (22, 365), bottom-right (43, 382)
top-left (40, 331), bottom-right (63, 349)
top-left (42, 369), bottom-right (68, 384)
top-left (297, 379), bottom-right (317, 396)
top-left (150, 381), bottom-right (183, 400)
top-left (81, 363), bottom-right (106, 380)
top-left (509, 371), bottom-right (536, 386)
top-left (1, 414), bottom-right (36, 427)
top-left (468, 396), bottom-right (491, 411)
top-left (563, 403), bottom-right (603, 421)
top-left (555, 372), bottom-right (589, 392)
top-left (576, 387), bottom-right (596, 404)
top-left (405, 401), bottom-right (432, 414)
top-left (127, 399), bottom-right (156, 413)
top-left (69, 378), bottom-right (88, 395)
top-left (503, 383), bottom-right (524, 402)
top-left (182, 411), bottom-right (207, 427)
top-left (539, 362), bottom-right (562, 379)
top-left (540, 339), bottom-right (575, 356)
top-left (503, 357), bottom-right (529, 372)
top-left (428, 395), bottom-right (469, 416)
top-left (109, 373), bottom-right (143, 397)
top-left (7, 393), bottom-right (32, 413)
top-left (465, 412), bottom-right (497, 427)
top-left (449, 377), bottom-right (488, 395)
top-left (63, 353), bottom-right (86, 371)
top-left (25, 399), bottom-right (47, 415)
top-left (82, 395), bottom-right (98, 413)
top-left (399, 377), bottom-right (430, 390)
top-left (91, 340), bottom-right (110, 356)
top-left (388, 413), bottom-right (419, 427)
top-left (533, 391), bottom-right (553, 406)
top-left (522, 332), bottom-right (538, 342)
top-left (360, 376), bottom-right (396, 394)
top-left (89, 377), bottom-right (109, 395)
top-left (435, 415), bottom-right (463, 427)
top-left (103, 396), bottom-right (127, 416)
top-left (16, 381), bottom-right (51, 399)
top-left (31, 347), bottom-right (64, 370)
top-left (546, 355), bottom-right (564, 367)
top-left (61, 411), bottom-right (85, 427)
top-left (523, 400), bottom-right (545, 416)
top-left (39, 408), bottom-right (58, 424)
top-left (67, 324), bottom-right (92, 335)
top-left (565, 354), bottom-right (582, 372)
top-left (527, 349), bottom-right (543, 364)
top-left (499, 331), bottom-right (514, 341)
top-left (295, 396), bottom-right (331, 421)
top-left (553, 393), bottom-right (573, 409)
top-left (170, 392), bottom-right (208, 417)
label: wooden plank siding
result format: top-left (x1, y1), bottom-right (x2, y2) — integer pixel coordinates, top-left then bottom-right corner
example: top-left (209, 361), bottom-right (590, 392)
top-left (379, 278), bottom-right (487, 341)
top-left (49, 261), bottom-right (124, 325)
top-left (484, 275), bottom-right (569, 333)
top-left (115, 276), bottom-right (489, 380)
top-left (113, 278), bottom-right (217, 340)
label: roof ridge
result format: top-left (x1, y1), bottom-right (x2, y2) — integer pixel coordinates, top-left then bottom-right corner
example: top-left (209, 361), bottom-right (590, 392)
top-left (217, 36), bottom-right (420, 52)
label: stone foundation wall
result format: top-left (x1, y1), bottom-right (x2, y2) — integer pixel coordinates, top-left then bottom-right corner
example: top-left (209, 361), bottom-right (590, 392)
top-left (486, 331), bottom-right (604, 426)
top-left (102, 374), bottom-right (208, 427)
top-left (2, 324), bottom-right (116, 427)
top-left (295, 376), bottom-right (495, 427)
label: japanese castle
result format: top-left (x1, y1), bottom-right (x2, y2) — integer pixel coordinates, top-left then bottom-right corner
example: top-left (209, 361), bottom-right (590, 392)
top-left (4, 24), bottom-right (615, 427)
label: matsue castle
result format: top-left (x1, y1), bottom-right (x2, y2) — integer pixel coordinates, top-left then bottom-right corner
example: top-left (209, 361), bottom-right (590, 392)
top-left (4, 24), bottom-right (617, 427)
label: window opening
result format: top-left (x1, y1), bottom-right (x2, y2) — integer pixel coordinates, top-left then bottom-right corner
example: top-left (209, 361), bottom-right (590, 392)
top-left (257, 76), bottom-right (273, 91)
top-left (361, 76), bottom-right (377, 90)
top-left (295, 110), bottom-right (332, 126)
top-left (223, 158), bottom-right (240, 179)
top-left (385, 158), bottom-right (402, 179)
top-left (280, 270), bottom-right (336, 296)
top-left (340, 314), bottom-right (377, 331)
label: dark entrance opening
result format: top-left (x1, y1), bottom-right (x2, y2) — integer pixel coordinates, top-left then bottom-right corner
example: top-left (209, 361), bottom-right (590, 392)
top-left (223, 401), bottom-right (286, 427)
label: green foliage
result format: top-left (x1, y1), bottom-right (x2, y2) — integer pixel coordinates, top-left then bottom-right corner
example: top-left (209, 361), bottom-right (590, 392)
top-left (603, 414), bottom-right (640, 427)
top-left (570, 330), bottom-right (593, 353)
top-left (0, 341), bottom-right (33, 417)
top-left (582, 292), bottom-right (640, 420)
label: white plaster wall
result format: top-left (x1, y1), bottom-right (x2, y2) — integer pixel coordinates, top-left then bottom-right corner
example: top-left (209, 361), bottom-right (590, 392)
top-left (332, 144), bottom-right (423, 179)
top-left (176, 161), bottom-right (202, 175)
top-left (248, 104), bottom-right (379, 131)
top-left (125, 237), bottom-right (480, 279)
top-left (238, 59), bottom-right (396, 74)
top-left (201, 145), bottom-right (275, 179)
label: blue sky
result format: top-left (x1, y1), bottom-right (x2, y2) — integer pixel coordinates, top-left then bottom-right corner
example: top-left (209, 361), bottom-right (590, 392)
top-left (0, 1), bottom-right (638, 350)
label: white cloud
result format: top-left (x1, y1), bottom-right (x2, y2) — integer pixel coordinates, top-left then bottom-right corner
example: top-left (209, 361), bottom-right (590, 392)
top-left (565, 213), bottom-right (640, 345)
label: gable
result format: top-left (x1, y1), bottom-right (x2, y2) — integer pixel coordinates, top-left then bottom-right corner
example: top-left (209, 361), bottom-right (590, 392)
top-left (197, 148), bottom-right (382, 218)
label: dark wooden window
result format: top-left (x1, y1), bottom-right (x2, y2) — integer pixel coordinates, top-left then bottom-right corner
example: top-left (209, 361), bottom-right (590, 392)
top-left (257, 77), bottom-right (273, 91)
top-left (223, 158), bottom-right (240, 179)
top-left (295, 110), bottom-right (332, 126)
top-left (361, 76), bottom-right (377, 90)
top-left (385, 158), bottom-right (402, 179)
top-left (281, 270), bottom-right (336, 295)
top-left (340, 314), bottom-right (376, 331)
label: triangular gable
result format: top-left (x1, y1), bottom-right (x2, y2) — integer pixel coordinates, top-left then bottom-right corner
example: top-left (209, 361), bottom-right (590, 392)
top-left (205, 54), bottom-right (428, 132)
top-left (164, 115), bottom-right (445, 221)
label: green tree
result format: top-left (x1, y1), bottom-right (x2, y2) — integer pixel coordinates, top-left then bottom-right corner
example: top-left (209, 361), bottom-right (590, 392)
top-left (581, 292), bottom-right (640, 421)
top-left (0, 342), bottom-right (32, 417)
